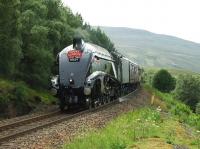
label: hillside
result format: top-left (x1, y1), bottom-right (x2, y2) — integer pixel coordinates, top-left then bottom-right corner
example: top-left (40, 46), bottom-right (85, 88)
top-left (100, 27), bottom-right (200, 73)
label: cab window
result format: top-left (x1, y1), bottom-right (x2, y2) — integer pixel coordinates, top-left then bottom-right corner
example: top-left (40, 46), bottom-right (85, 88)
top-left (90, 57), bottom-right (114, 76)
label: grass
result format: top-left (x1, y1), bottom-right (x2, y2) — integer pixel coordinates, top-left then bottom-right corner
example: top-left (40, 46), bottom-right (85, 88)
top-left (63, 107), bottom-right (200, 149)
top-left (144, 85), bottom-right (200, 130)
top-left (0, 78), bottom-right (56, 117)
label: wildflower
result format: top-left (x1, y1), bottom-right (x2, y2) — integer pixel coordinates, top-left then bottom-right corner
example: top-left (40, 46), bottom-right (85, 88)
top-left (156, 106), bottom-right (162, 112)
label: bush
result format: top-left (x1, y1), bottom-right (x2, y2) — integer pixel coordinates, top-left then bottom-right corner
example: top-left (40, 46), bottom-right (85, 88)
top-left (142, 70), bottom-right (155, 85)
top-left (13, 83), bottom-right (29, 102)
top-left (170, 102), bottom-right (192, 123)
top-left (0, 78), bottom-right (56, 118)
top-left (152, 69), bottom-right (175, 92)
top-left (174, 74), bottom-right (200, 111)
top-left (196, 102), bottom-right (200, 114)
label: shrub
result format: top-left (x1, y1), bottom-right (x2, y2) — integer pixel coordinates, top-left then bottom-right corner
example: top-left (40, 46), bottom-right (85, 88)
top-left (170, 102), bottom-right (192, 123)
top-left (174, 74), bottom-right (200, 111)
top-left (0, 78), bottom-right (56, 118)
top-left (142, 70), bottom-right (155, 85)
top-left (196, 102), bottom-right (200, 114)
top-left (13, 83), bottom-right (29, 102)
top-left (152, 69), bottom-right (176, 92)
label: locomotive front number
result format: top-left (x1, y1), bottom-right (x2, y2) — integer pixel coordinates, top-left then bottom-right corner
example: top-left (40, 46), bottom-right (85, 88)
top-left (67, 50), bottom-right (82, 62)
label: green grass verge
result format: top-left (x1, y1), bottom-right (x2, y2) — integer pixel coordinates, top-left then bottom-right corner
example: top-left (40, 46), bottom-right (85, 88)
top-left (64, 107), bottom-right (200, 149)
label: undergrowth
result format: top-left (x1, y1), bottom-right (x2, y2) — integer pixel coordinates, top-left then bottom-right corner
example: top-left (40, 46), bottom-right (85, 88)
top-left (0, 78), bottom-right (56, 117)
top-left (144, 85), bottom-right (200, 130)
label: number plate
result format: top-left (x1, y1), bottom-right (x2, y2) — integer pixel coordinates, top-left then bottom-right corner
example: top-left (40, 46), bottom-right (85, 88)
top-left (67, 50), bottom-right (82, 62)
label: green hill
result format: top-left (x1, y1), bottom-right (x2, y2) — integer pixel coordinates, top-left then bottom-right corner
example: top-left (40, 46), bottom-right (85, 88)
top-left (100, 27), bottom-right (200, 73)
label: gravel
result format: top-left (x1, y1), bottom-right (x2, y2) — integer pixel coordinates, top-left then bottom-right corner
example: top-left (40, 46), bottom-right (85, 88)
top-left (0, 89), bottom-right (151, 149)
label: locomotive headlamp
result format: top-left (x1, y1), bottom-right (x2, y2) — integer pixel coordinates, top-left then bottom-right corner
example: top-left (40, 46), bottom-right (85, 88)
top-left (69, 78), bottom-right (74, 85)
top-left (87, 80), bottom-right (92, 86)
top-left (84, 87), bottom-right (91, 95)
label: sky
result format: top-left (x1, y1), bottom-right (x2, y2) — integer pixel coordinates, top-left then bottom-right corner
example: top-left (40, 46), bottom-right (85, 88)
top-left (62, 0), bottom-right (200, 43)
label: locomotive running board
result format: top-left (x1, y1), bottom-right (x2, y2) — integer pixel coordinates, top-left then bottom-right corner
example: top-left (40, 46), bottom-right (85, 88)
top-left (118, 88), bottom-right (140, 102)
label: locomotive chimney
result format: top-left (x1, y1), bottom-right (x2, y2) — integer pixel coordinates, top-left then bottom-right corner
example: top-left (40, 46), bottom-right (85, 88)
top-left (73, 37), bottom-right (85, 51)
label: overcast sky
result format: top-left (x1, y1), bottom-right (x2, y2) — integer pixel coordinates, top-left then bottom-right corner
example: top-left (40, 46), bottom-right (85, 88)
top-left (62, 0), bottom-right (200, 43)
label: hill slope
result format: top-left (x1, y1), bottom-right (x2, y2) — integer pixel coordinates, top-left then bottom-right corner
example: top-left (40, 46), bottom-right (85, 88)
top-left (100, 27), bottom-right (200, 72)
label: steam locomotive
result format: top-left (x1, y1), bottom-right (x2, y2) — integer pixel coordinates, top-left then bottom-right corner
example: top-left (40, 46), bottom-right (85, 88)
top-left (51, 38), bottom-right (142, 111)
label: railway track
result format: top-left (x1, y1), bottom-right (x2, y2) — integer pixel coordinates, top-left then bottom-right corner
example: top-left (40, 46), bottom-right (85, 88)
top-left (0, 99), bottom-right (119, 144)
top-left (0, 110), bottom-right (60, 131)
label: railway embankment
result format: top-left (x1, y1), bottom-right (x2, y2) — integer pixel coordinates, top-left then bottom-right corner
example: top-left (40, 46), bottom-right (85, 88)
top-left (0, 78), bottom-right (57, 119)
top-left (64, 86), bottom-right (200, 149)
top-left (0, 88), bottom-right (150, 148)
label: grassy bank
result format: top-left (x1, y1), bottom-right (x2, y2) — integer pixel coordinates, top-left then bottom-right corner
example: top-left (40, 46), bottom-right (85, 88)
top-left (145, 85), bottom-right (200, 130)
top-left (63, 87), bottom-right (200, 149)
top-left (64, 108), bottom-right (200, 149)
top-left (0, 78), bottom-right (56, 118)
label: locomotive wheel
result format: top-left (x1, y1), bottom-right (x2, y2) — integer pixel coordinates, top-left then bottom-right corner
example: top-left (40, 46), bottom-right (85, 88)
top-left (59, 98), bottom-right (65, 111)
top-left (106, 94), bottom-right (111, 103)
top-left (103, 76), bottom-right (112, 103)
top-left (90, 80), bottom-right (101, 108)
top-left (59, 103), bottom-right (65, 111)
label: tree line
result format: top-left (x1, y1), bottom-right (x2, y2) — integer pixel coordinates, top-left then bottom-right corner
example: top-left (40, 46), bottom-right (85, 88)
top-left (0, 0), bottom-right (115, 88)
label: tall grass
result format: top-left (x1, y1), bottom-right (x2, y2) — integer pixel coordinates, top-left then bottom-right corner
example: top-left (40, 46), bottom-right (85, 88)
top-left (145, 85), bottom-right (200, 130)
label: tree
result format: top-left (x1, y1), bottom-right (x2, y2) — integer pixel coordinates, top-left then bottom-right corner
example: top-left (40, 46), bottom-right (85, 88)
top-left (88, 27), bottom-right (115, 52)
top-left (174, 74), bottom-right (200, 111)
top-left (0, 0), bottom-right (22, 76)
top-left (0, 0), bottom-right (116, 88)
top-left (19, 0), bottom-right (54, 87)
top-left (152, 69), bottom-right (175, 92)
